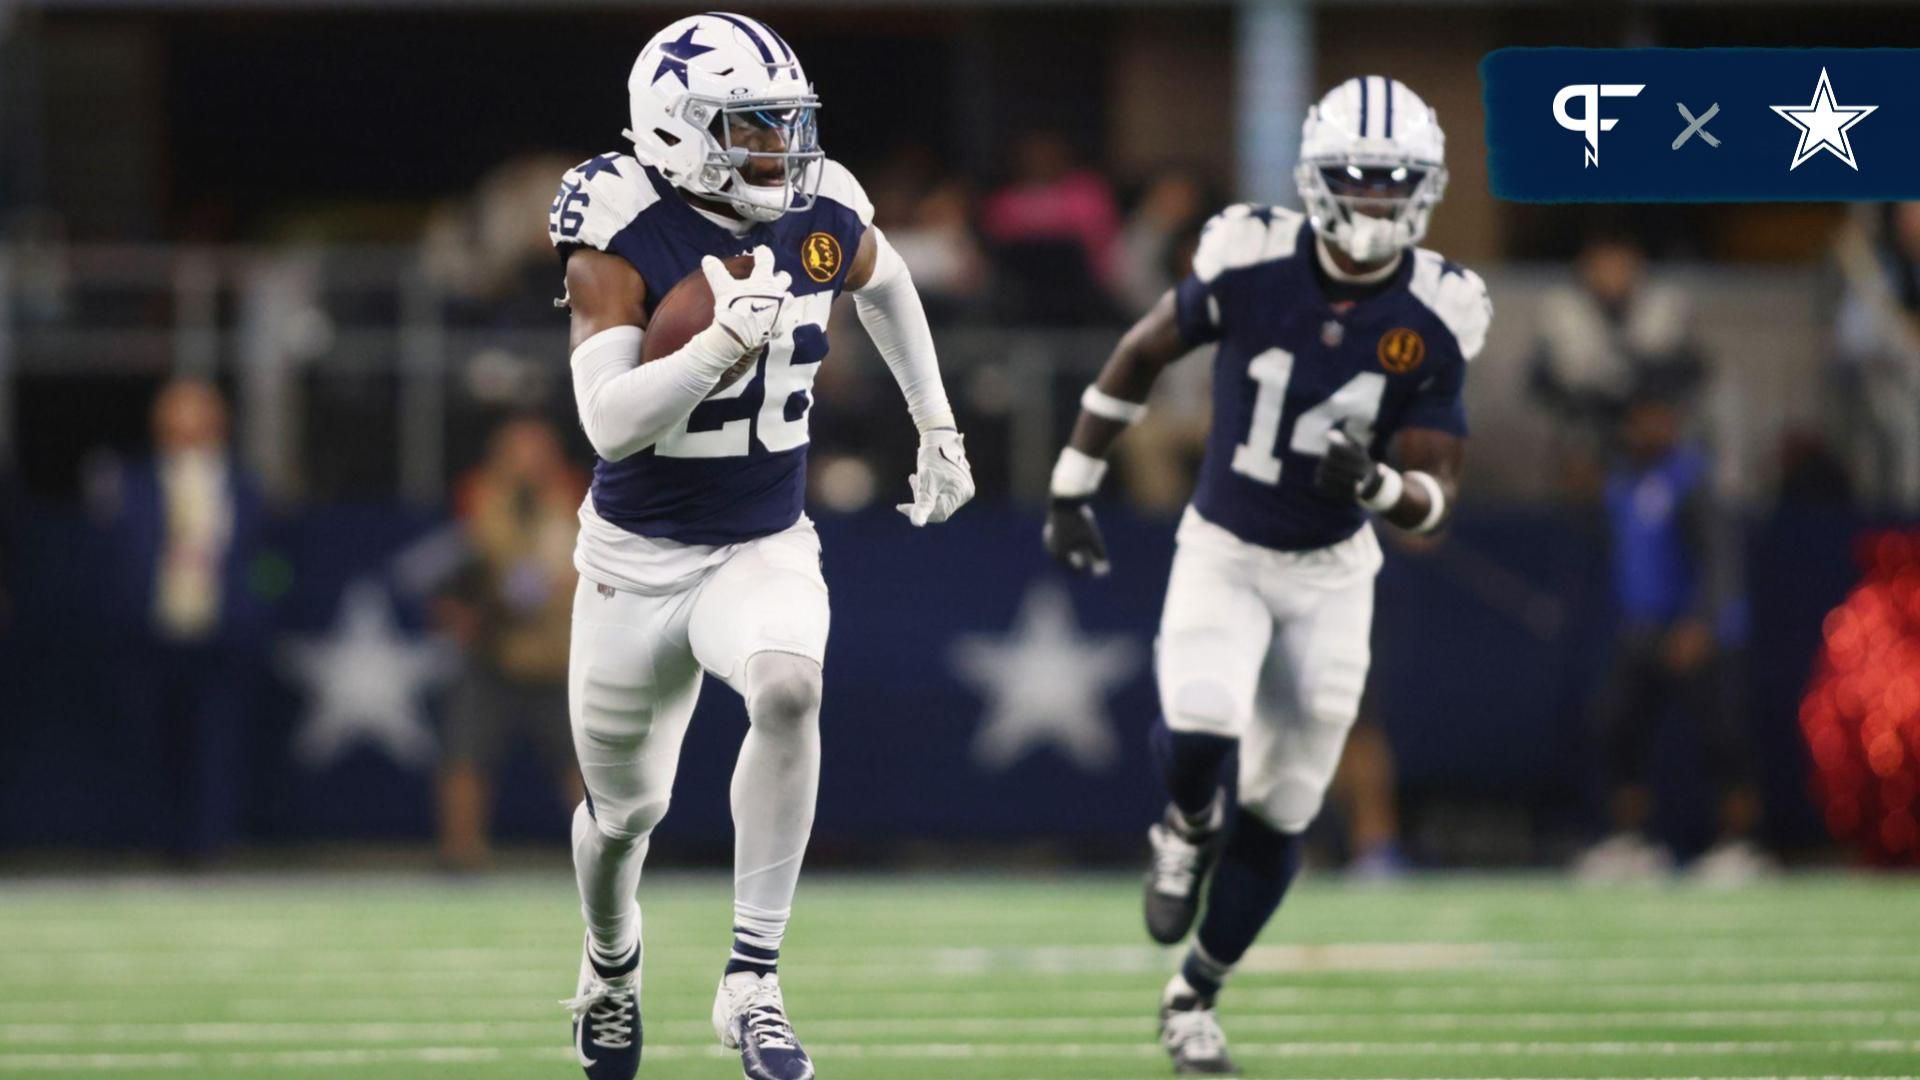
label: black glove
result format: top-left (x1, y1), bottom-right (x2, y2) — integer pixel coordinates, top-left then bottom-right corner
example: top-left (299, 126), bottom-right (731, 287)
top-left (1044, 498), bottom-right (1111, 576)
top-left (1313, 428), bottom-right (1382, 504)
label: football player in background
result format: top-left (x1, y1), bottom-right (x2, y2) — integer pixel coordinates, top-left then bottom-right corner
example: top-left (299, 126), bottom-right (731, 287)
top-left (549, 14), bottom-right (974, 1079)
top-left (1044, 77), bottom-right (1490, 1074)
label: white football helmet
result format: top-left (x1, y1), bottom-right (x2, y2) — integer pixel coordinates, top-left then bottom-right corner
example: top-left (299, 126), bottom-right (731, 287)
top-left (1295, 76), bottom-right (1448, 263)
top-left (625, 13), bottom-right (822, 223)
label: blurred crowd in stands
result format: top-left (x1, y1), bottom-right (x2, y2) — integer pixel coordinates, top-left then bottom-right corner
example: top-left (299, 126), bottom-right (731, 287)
top-left (420, 134), bottom-right (1217, 334)
top-left (411, 138), bottom-right (1920, 524)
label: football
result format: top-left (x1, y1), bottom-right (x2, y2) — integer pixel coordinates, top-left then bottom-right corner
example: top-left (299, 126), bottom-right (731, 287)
top-left (641, 253), bottom-right (761, 391)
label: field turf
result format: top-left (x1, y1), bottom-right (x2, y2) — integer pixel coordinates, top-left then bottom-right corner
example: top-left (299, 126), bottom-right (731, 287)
top-left (1, 872), bottom-right (1917, 1078)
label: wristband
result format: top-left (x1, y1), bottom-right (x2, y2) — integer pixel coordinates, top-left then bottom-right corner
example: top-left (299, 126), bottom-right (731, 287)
top-left (1360, 464), bottom-right (1404, 511)
top-left (1080, 385), bottom-right (1148, 425)
top-left (1050, 446), bottom-right (1109, 498)
top-left (1405, 470), bottom-right (1447, 533)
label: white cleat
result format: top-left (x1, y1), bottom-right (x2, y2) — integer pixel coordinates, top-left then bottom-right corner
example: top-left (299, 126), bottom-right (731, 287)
top-left (560, 935), bottom-right (641, 1080)
top-left (713, 971), bottom-right (814, 1080)
top-left (1159, 977), bottom-right (1239, 1075)
top-left (1144, 801), bottom-right (1225, 945)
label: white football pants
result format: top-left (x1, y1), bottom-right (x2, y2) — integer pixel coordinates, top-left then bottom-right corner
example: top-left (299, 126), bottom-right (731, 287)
top-left (567, 517), bottom-right (830, 966)
top-left (1155, 507), bottom-right (1380, 833)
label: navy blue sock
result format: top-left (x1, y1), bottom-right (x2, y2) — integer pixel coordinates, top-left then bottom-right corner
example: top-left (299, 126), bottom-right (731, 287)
top-left (1193, 810), bottom-right (1305, 975)
top-left (1151, 720), bottom-right (1235, 823)
top-left (724, 930), bottom-right (779, 978)
top-left (1178, 944), bottom-right (1231, 1002)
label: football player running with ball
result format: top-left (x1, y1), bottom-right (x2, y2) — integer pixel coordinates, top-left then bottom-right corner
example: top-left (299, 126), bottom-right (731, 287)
top-left (1044, 77), bottom-right (1490, 1075)
top-left (550, 13), bottom-right (972, 1080)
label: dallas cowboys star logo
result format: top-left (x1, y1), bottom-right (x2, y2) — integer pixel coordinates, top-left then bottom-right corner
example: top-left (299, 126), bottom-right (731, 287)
top-left (1771, 67), bottom-right (1876, 172)
top-left (281, 580), bottom-right (455, 770)
top-left (577, 154), bottom-right (622, 181)
top-left (652, 26), bottom-right (714, 88)
top-left (949, 583), bottom-right (1142, 772)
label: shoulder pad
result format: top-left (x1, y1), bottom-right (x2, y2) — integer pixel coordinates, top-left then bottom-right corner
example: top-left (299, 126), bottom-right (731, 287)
top-left (1408, 249), bottom-right (1492, 361)
top-left (549, 153), bottom-right (659, 252)
top-left (1191, 204), bottom-right (1304, 284)
top-left (812, 159), bottom-right (874, 227)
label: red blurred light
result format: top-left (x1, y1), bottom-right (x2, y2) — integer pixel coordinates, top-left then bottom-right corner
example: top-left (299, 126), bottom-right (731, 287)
top-left (1801, 527), bottom-right (1920, 866)
top-left (1868, 732), bottom-right (1906, 778)
top-left (1880, 810), bottom-right (1917, 853)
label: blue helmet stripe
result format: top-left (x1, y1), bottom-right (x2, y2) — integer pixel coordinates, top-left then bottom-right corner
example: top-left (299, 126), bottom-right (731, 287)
top-left (1356, 77), bottom-right (1369, 139)
top-left (1383, 78), bottom-right (1395, 137)
top-left (747, 15), bottom-right (794, 61)
top-left (708, 11), bottom-right (776, 64)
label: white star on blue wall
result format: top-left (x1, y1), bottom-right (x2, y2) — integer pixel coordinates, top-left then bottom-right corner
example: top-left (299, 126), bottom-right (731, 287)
top-left (281, 580), bottom-right (455, 770)
top-left (950, 582), bottom-right (1144, 772)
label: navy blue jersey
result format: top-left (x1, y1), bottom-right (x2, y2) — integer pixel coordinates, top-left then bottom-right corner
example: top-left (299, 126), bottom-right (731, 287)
top-left (1174, 204), bottom-right (1490, 552)
top-left (549, 154), bottom-right (871, 546)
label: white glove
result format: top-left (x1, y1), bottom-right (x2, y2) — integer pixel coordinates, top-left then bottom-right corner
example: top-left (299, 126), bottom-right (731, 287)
top-left (703, 245), bottom-right (791, 354)
top-left (896, 428), bottom-right (975, 526)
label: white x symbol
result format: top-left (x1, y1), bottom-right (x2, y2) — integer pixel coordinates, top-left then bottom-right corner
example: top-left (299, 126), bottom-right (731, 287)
top-left (1673, 102), bottom-right (1721, 149)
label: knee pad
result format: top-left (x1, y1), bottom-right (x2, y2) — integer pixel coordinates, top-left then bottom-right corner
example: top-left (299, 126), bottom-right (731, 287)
top-left (1243, 764), bottom-right (1331, 836)
top-left (744, 652), bottom-right (823, 732)
top-left (594, 796), bottom-right (670, 847)
top-left (1165, 679), bottom-right (1241, 736)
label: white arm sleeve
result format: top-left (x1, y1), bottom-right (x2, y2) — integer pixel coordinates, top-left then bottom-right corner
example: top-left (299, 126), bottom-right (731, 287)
top-left (570, 323), bottom-right (742, 462)
top-left (851, 230), bottom-right (956, 433)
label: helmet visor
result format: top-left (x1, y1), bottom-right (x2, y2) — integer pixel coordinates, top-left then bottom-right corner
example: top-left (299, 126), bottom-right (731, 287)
top-left (1320, 164), bottom-right (1424, 199)
top-left (713, 98), bottom-right (821, 187)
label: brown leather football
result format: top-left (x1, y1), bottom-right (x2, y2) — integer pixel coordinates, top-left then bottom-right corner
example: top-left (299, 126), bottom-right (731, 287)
top-left (640, 254), bottom-right (760, 390)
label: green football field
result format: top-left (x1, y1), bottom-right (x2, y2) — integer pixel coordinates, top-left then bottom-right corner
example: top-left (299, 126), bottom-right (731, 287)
top-left (2, 872), bottom-right (1918, 1079)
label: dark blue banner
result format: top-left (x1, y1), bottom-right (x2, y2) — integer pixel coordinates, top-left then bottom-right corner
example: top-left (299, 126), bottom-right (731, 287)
top-left (1484, 48), bottom-right (1920, 202)
top-left (0, 502), bottom-right (1840, 857)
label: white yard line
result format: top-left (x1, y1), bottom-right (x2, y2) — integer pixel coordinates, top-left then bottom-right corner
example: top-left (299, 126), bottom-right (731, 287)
top-left (4, 1009), bottom-right (1919, 1045)
top-left (10, 953), bottom-right (1920, 990)
top-left (1, 980), bottom-right (1906, 1022)
top-left (3, 976), bottom-right (1904, 1014)
top-left (2, 1041), bottom-right (1920, 1071)
top-left (9, 941), bottom-right (1920, 980)
top-left (8, 938), bottom-right (1920, 963)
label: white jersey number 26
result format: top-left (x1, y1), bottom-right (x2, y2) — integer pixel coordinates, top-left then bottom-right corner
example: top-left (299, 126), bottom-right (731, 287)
top-left (654, 294), bottom-right (831, 459)
top-left (1229, 347), bottom-right (1386, 485)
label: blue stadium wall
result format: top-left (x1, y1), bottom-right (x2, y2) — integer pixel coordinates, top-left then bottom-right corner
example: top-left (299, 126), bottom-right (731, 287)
top-left (0, 502), bottom-right (1854, 862)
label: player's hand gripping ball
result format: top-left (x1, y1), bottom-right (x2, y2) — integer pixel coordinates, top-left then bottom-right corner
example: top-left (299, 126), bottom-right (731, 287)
top-left (640, 245), bottom-right (791, 391)
top-left (1044, 498), bottom-right (1110, 577)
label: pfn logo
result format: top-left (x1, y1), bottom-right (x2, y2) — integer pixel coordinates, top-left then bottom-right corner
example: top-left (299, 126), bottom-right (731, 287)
top-left (1553, 83), bottom-right (1645, 167)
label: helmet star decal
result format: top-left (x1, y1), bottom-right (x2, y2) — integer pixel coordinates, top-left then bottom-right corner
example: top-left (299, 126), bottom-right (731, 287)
top-left (652, 26), bottom-right (715, 87)
top-left (626, 13), bottom-right (822, 223)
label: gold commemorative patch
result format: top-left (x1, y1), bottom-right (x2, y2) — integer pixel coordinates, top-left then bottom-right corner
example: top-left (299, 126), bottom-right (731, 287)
top-left (1377, 327), bottom-right (1426, 374)
top-left (801, 232), bottom-right (842, 284)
